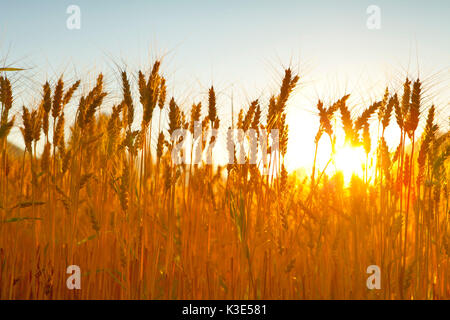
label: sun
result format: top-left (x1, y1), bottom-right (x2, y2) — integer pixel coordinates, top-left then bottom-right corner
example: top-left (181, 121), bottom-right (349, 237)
top-left (333, 144), bottom-right (367, 185)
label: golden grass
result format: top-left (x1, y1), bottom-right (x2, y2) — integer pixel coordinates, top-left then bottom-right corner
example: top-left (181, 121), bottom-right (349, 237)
top-left (0, 66), bottom-right (449, 299)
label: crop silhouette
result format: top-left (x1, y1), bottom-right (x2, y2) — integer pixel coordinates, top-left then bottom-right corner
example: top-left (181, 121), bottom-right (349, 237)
top-left (0, 63), bottom-right (448, 299)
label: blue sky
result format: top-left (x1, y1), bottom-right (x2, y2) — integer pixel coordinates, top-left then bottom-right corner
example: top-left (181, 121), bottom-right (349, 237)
top-left (1, 0), bottom-right (449, 170)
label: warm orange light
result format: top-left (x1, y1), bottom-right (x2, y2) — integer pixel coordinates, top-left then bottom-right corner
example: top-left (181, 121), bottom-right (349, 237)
top-left (333, 144), bottom-right (366, 185)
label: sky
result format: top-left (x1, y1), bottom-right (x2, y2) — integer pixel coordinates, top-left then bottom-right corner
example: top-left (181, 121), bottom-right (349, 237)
top-left (1, 0), bottom-right (449, 173)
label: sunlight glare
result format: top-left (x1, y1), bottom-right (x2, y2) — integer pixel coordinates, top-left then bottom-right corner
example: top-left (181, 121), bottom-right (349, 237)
top-left (333, 144), bottom-right (366, 185)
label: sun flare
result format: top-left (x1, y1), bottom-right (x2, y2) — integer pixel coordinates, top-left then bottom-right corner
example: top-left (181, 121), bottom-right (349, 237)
top-left (333, 144), bottom-right (367, 184)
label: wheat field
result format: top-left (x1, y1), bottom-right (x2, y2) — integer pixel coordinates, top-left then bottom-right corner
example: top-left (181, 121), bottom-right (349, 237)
top-left (0, 62), bottom-right (449, 300)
